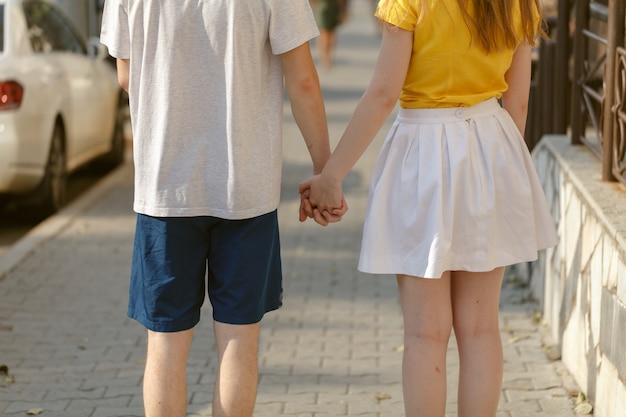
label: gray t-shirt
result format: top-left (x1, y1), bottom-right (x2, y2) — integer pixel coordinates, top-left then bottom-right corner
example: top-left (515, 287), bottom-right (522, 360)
top-left (100, 0), bottom-right (319, 219)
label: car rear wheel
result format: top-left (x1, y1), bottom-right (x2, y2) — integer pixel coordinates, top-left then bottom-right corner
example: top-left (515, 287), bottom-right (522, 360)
top-left (34, 122), bottom-right (67, 216)
top-left (100, 95), bottom-right (127, 169)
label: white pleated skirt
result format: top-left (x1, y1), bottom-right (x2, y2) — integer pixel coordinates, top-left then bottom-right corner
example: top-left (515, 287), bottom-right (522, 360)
top-left (358, 98), bottom-right (558, 279)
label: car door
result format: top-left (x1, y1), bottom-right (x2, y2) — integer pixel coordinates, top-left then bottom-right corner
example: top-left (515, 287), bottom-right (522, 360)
top-left (22, 0), bottom-right (106, 170)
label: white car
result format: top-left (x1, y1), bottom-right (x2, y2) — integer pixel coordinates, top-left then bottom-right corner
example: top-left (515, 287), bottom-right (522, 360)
top-left (0, 0), bottom-right (124, 215)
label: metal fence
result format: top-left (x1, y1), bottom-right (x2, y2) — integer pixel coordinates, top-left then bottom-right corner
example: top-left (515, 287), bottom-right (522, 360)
top-left (528, 0), bottom-right (626, 185)
top-left (614, 46), bottom-right (626, 180)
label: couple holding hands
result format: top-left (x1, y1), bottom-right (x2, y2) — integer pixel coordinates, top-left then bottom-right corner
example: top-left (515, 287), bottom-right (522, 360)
top-left (101, 0), bottom-right (557, 416)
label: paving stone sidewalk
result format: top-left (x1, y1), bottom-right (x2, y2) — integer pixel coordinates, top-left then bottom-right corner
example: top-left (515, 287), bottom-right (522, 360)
top-left (0, 1), bottom-right (582, 416)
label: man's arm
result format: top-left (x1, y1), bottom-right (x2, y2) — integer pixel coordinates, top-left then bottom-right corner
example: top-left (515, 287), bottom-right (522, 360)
top-left (280, 42), bottom-right (331, 175)
top-left (116, 58), bottom-right (130, 92)
top-left (281, 42), bottom-right (347, 225)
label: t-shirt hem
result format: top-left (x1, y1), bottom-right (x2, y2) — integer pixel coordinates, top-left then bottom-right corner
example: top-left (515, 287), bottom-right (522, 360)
top-left (134, 204), bottom-right (279, 220)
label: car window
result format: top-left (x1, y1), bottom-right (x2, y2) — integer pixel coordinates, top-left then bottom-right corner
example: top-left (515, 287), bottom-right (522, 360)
top-left (23, 0), bottom-right (86, 55)
top-left (0, 6), bottom-right (4, 52)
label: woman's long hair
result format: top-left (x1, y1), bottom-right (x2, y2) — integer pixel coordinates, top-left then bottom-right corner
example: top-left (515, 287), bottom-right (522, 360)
top-left (377, 0), bottom-right (545, 53)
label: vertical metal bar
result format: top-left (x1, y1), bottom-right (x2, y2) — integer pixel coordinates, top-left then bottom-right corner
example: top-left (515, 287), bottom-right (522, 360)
top-left (554, 0), bottom-right (572, 133)
top-left (525, 73), bottom-right (539, 150)
top-left (571, 0), bottom-right (591, 145)
top-left (614, 49), bottom-right (626, 183)
top-left (541, 41), bottom-right (556, 136)
top-left (601, 0), bottom-right (625, 181)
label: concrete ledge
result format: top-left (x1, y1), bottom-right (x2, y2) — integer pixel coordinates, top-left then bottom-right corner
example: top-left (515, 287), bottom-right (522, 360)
top-left (531, 134), bottom-right (626, 417)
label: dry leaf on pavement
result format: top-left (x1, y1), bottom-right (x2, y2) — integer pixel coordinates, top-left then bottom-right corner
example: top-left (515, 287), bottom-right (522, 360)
top-left (0, 364), bottom-right (14, 384)
top-left (507, 334), bottom-right (530, 344)
top-left (375, 392), bottom-right (392, 404)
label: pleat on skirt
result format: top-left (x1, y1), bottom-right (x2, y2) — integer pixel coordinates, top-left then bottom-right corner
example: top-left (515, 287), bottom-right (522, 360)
top-left (358, 98), bottom-right (558, 279)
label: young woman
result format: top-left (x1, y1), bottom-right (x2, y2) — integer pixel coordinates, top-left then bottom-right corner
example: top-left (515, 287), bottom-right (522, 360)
top-left (300, 0), bottom-right (558, 415)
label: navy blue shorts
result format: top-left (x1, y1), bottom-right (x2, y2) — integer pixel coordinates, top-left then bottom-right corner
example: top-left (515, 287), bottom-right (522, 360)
top-left (128, 211), bottom-right (283, 332)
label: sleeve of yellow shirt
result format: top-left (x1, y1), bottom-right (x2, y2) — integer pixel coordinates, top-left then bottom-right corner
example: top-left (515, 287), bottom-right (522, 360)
top-left (374, 0), bottom-right (419, 30)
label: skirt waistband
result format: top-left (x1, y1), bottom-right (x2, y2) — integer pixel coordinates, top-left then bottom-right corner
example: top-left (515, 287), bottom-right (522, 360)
top-left (397, 98), bottom-right (501, 123)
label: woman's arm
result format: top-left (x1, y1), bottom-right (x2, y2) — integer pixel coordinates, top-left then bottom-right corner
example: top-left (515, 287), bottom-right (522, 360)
top-left (300, 24), bottom-right (414, 217)
top-left (501, 42), bottom-right (532, 136)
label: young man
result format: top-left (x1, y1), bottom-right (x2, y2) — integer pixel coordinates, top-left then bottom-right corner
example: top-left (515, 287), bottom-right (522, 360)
top-left (100, 1), bottom-right (345, 416)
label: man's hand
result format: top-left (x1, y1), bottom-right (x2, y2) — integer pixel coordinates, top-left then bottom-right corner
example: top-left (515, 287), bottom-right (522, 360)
top-left (298, 175), bottom-right (348, 226)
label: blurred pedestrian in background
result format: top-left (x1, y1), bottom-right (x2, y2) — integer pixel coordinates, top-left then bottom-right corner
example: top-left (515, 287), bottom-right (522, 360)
top-left (311, 0), bottom-right (349, 68)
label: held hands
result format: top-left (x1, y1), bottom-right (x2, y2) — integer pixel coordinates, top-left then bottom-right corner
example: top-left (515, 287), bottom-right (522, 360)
top-left (298, 174), bottom-right (348, 226)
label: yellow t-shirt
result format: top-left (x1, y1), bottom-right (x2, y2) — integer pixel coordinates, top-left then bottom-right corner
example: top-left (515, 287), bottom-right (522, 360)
top-left (376, 0), bottom-right (529, 108)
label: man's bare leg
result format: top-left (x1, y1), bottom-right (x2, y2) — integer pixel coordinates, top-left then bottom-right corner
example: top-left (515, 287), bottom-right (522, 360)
top-left (143, 328), bottom-right (195, 417)
top-left (212, 321), bottom-right (261, 417)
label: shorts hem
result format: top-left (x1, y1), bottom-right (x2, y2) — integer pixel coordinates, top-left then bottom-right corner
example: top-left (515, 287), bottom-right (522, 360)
top-left (212, 303), bottom-right (282, 325)
top-left (128, 310), bottom-right (199, 333)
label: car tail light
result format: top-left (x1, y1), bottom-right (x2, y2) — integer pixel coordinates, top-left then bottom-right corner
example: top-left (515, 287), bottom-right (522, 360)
top-left (0, 81), bottom-right (24, 111)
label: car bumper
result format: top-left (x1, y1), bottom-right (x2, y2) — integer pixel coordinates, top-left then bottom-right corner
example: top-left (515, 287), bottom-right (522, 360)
top-left (0, 116), bottom-right (46, 195)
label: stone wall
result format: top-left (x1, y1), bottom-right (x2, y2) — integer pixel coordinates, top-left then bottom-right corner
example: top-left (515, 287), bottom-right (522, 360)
top-left (531, 135), bottom-right (626, 417)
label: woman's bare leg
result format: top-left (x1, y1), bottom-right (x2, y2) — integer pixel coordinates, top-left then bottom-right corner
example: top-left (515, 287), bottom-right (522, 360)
top-left (396, 272), bottom-right (453, 417)
top-left (451, 268), bottom-right (505, 417)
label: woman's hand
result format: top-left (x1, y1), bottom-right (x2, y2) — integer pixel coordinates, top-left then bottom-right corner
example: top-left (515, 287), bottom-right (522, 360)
top-left (299, 174), bottom-right (348, 226)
